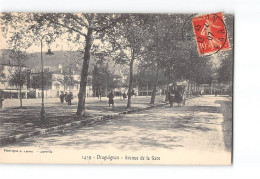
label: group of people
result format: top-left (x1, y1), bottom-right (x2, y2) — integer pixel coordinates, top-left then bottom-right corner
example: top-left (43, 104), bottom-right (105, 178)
top-left (107, 89), bottom-right (136, 107)
top-left (59, 92), bottom-right (73, 105)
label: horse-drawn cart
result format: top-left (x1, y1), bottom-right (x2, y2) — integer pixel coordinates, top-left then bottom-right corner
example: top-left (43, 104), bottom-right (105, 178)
top-left (168, 81), bottom-right (187, 107)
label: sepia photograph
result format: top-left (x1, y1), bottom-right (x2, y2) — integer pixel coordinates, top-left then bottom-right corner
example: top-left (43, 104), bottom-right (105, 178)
top-left (0, 12), bottom-right (233, 165)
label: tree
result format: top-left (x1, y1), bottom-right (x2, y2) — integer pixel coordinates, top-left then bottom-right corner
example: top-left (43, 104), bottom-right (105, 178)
top-left (1, 13), bottom-right (126, 116)
top-left (106, 14), bottom-right (151, 108)
top-left (9, 71), bottom-right (26, 99)
top-left (7, 49), bottom-right (31, 107)
top-left (0, 65), bottom-right (5, 84)
top-left (196, 58), bottom-right (214, 85)
top-left (216, 14), bottom-right (234, 96)
top-left (56, 49), bottom-right (82, 92)
top-left (139, 14), bottom-right (185, 103)
top-left (217, 51), bottom-right (233, 84)
top-left (92, 63), bottom-right (120, 99)
top-left (134, 70), bottom-right (153, 96)
top-left (92, 65), bottom-right (100, 97)
top-left (184, 49), bottom-right (216, 96)
top-left (31, 72), bottom-right (52, 90)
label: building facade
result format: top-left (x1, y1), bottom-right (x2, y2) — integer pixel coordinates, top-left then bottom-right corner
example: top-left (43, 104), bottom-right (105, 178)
top-left (0, 63), bottom-right (93, 99)
top-left (0, 63), bottom-right (28, 98)
top-left (28, 65), bottom-right (93, 98)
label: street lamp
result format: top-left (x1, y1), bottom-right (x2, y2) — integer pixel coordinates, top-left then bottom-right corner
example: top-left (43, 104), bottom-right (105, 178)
top-left (40, 34), bottom-right (54, 122)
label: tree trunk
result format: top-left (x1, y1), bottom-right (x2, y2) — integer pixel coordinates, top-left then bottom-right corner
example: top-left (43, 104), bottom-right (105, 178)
top-left (69, 75), bottom-right (72, 92)
top-left (193, 80), bottom-right (195, 95)
top-left (195, 82), bottom-right (197, 96)
top-left (150, 63), bottom-right (159, 104)
top-left (165, 73), bottom-right (170, 102)
top-left (76, 30), bottom-right (93, 116)
top-left (63, 73), bottom-right (66, 92)
top-left (146, 82), bottom-right (148, 97)
top-left (187, 80), bottom-right (190, 97)
top-left (127, 59), bottom-right (134, 108)
top-left (19, 85), bottom-right (22, 107)
top-left (19, 70), bottom-right (23, 107)
top-left (229, 81), bottom-right (232, 97)
top-left (99, 86), bottom-right (102, 101)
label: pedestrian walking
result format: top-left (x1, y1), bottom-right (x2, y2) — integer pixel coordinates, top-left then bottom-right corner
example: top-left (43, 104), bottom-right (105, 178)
top-left (59, 92), bottom-right (65, 104)
top-left (0, 91), bottom-right (4, 109)
top-left (107, 91), bottom-right (114, 107)
top-left (167, 91), bottom-right (174, 108)
top-left (98, 90), bottom-right (102, 101)
top-left (122, 92), bottom-right (127, 100)
top-left (0, 97), bottom-right (4, 109)
top-left (132, 89), bottom-right (135, 97)
top-left (64, 92), bottom-right (68, 103)
top-left (67, 92), bottom-right (73, 105)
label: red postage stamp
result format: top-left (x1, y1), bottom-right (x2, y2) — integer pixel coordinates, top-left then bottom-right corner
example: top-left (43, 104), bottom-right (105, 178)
top-left (192, 12), bottom-right (230, 55)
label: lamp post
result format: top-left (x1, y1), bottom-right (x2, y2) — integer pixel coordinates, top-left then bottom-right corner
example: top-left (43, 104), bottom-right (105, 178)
top-left (40, 34), bottom-right (54, 122)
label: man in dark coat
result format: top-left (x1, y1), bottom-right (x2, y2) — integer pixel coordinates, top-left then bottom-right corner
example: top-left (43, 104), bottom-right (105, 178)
top-left (0, 91), bottom-right (4, 109)
top-left (59, 92), bottom-right (65, 104)
top-left (131, 89), bottom-right (135, 96)
top-left (122, 92), bottom-right (127, 100)
top-left (67, 92), bottom-right (73, 106)
top-left (98, 90), bottom-right (102, 101)
top-left (64, 92), bottom-right (68, 103)
top-left (0, 97), bottom-right (4, 109)
top-left (107, 91), bottom-right (114, 107)
top-left (167, 91), bottom-right (174, 108)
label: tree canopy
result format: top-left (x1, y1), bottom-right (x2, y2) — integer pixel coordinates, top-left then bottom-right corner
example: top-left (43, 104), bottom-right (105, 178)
top-left (0, 12), bottom-right (231, 115)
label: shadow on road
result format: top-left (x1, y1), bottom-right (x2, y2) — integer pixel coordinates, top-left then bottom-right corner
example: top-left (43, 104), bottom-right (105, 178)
top-left (168, 105), bottom-right (221, 114)
top-left (1, 97), bottom-right (232, 153)
top-left (19, 104), bottom-right (218, 151)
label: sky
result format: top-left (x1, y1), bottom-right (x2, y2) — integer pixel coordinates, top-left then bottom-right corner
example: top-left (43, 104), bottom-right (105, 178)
top-left (0, 31), bottom-right (222, 67)
top-left (0, 13), bottom-right (225, 67)
top-left (0, 32), bottom-right (84, 53)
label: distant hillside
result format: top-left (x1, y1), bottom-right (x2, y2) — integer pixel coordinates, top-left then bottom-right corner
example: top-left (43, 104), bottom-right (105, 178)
top-left (0, 49), bottom-right (135, 75)
top-left (0, 49), bottom-right (84, 68)
top-left (1, 49), bottom-right (90, 68)
top-left (29, 51), bottom-right (85, 68)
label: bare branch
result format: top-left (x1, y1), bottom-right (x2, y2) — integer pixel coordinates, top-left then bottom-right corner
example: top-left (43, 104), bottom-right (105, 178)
top-left (110, 35), bottom-right (130, 62)
top-left (69, 14), bottom-right (89, 28)
top-left (82, 13), bottom-right (93, 28)
top-left (43, 14), bottom-right (86, 37)
top-left (93, 16), bottom-right (126, 33)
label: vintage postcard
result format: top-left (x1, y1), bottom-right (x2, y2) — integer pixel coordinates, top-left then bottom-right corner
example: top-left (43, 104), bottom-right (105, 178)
top-left (0, 12), bottom-right (233, 165)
